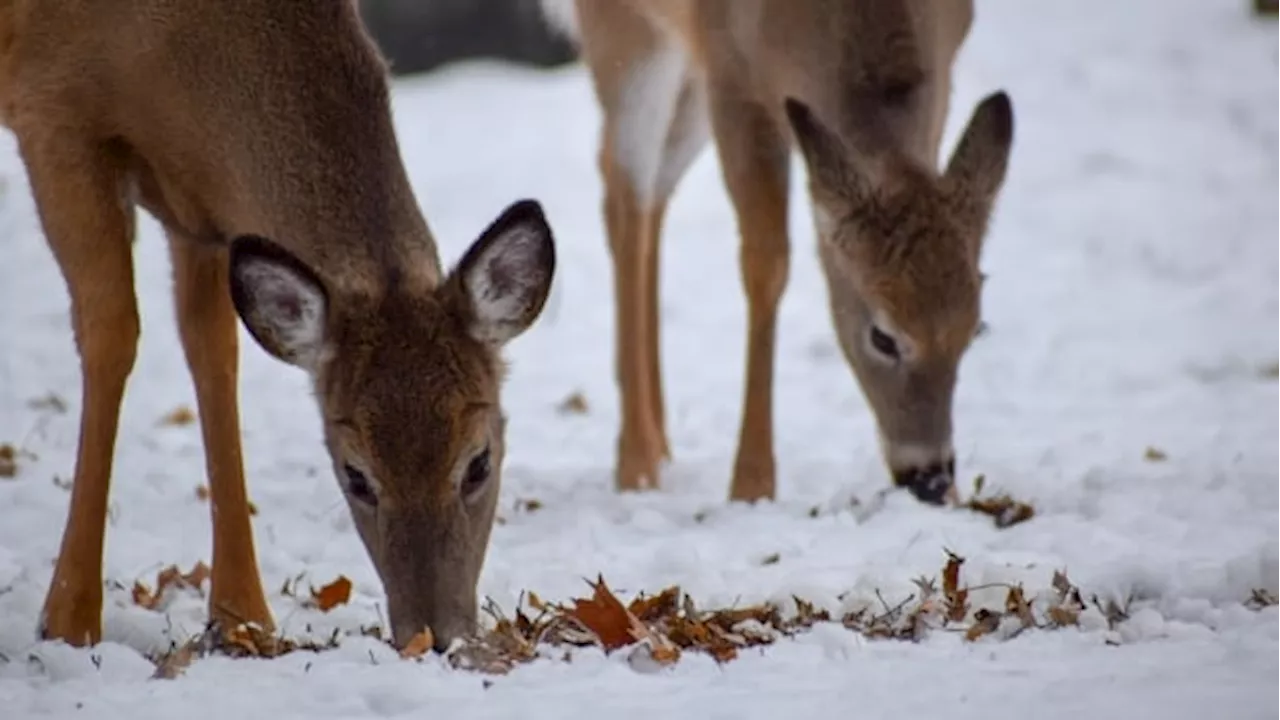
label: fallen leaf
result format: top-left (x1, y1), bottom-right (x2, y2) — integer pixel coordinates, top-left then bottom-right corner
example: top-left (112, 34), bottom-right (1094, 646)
top-left (1005, 585), bottom-right (1035, 629)
top-left (556, 391), bottom-right (589, 415)
top-left (566, 576), bottom-right (635, 651)
top-left (1046, 604), bottom-right (1081, 627)
top-left (132, 581), bottom-right (158, 610)
top-left (1143, 446), bottom-right (1168, 462)
top-left (760, 552), bottom-right (781, 566)
top-left (628, 586), bottom-right (680, 622)
top-left (195, 484), bottom-right (210, 501)
top-left (310, 575), bottom-right (353, 612)
top-left (0, 444), bottom-right (16, 478)
top-left (971, 474), bottom-right (986, 496)
top-left (966, 494), bottom-right (1036, 529)
top-left (151, 643), bottom-right (196, 679)
top-left (1246, 588), bottom-right (1278, 610)
top-left (964, 608), bottom-right (1001, 641)
top-left (158, 405), bottom-right (196, 427)
top-left (399, 628), bottom-right (435, 659)
top-left (942, 550), bottom-right (964, 600)
top-left (515, 498), bottom-right (543, 513)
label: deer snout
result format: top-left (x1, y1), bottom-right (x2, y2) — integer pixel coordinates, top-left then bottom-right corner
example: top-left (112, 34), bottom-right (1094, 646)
top-left (892, 460), bottom-right (955, 505)
top-left (885, 442), bottom-right (956, 505)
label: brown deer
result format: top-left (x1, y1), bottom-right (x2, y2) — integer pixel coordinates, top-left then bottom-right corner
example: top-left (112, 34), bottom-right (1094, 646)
top-left (0, 0), bottom-right (556, 652)
top-left (540, 0), bottom-right (1014, 504)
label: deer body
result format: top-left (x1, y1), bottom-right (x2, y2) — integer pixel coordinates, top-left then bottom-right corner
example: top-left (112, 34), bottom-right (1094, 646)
top-left (3, 0), bottom-right (556, 651)
top-left (543, 0), bottom-right (1014, 503)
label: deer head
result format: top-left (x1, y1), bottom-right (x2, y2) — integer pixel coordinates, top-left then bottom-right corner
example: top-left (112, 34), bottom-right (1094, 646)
top-left (227, 200), bottom-right (555, 650)
top-left (784, 92), bottom-right (1013, 505)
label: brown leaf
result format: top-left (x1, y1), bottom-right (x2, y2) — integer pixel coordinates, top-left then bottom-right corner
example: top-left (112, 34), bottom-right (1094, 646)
top-left (1051, 570), bottom-right (1072, 597)
top-left (627, 586), bottom-right (680, 622)
top-left (195, 484), bottom-right (210, 501)
top-left (183, 561), bottom-right (211, 590)
top-left (966, 494), bottom-right (1036, 529)
top-left (515, 498), bottom-right (543, 513)
top-left (1246, 588), bottom-right (1278, 610)
top-left (556, 391), bottom-right (590, 415)
top-left (310, 575), bottom-right (354, 612)
top-left (399, 628), bottom-right (435, 659)
top-left (1046, 605), bottom-right (1080, 627)
top-left (132, 581), bottom-right (159, 610)
top-left (0, 443), bottom-right (17, 478)
top-left (151, 642), bottom-right (197, 679)
top-left (159, 405), bottom-right (196, 427)
top-left (1005, 585), bottom-right (1035, 629)
top-left (566, 576), bottom-right (636, 651)
top-left (1143, 446), bottom-right (1168, 462)
top-left (946, 588), bottom-right (970, 623)
top-left (942, 551), bottom-right (964, 600)
top-left (964, 608), bottom-right (1001, 641)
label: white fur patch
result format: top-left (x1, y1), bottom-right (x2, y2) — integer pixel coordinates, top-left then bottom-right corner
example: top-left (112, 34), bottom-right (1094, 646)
top-left (538, 0), bottom-right (580, 41)
top-left (614, 44), bottom-right (688, 207)
top-left (238, 259), bottom-right (326, 369)
top-left (466, 226), bottom-right (549, 346)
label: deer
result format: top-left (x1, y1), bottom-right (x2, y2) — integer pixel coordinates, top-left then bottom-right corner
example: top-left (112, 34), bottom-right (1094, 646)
top-left (0, 0), bottom-right (556, 653)
top-left (539, 0), bottom-right (1014, 505)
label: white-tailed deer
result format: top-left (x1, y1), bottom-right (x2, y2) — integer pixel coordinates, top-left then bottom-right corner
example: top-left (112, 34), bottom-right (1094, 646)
top-left (540, 0), bottom-right (1014, 504)
top-left (1, 0), bottom-right (556, 651)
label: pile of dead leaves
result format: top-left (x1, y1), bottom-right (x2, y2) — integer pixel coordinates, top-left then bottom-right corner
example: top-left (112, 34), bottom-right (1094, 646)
top-left (445, 551), bottom-right (1094, 675)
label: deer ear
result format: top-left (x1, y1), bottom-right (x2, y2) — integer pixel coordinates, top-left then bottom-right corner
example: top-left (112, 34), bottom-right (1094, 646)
top-left (785, 97), bottom-right (887, 201)
top-left (945, 92), bottom-right (1014, 218)
top-left (452, 199), bottom-right (556, 347)
top-left (229, 235), bottom-right (329, 371)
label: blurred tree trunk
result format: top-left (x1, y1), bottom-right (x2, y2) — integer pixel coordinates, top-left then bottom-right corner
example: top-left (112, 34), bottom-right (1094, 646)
top-left (358, 0), bottom-right (578, 77)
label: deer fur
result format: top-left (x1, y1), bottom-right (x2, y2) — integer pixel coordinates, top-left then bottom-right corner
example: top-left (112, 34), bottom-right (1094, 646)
top-left (1, 0), bottom-right (556, 651)
top-left (540, 0), bottom-right (1014, 503)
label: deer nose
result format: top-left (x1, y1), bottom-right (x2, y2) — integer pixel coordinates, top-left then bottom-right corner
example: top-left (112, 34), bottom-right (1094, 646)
top-left (893, 457), bottom-right (955, 505)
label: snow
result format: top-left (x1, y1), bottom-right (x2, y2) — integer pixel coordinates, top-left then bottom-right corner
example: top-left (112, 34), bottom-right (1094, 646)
top-left (1, 0), bottom-right (1276, 717)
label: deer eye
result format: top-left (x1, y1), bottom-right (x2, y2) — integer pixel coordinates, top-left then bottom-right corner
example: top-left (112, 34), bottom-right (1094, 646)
top-left (868, 324), bottom-right (900, 360)
top-left (462, 447), bottom-right (491, 498)
top-left (343, 464), bottom-right (377, 507)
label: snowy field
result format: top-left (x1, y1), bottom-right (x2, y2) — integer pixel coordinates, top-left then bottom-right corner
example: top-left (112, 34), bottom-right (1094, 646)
top-left (1, 0), bottom-right (1277, 717)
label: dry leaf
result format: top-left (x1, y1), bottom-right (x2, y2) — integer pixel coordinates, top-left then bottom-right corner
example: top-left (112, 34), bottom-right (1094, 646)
top-left (966, 494), bottom-right (1035, 529)
top-left (556, 391), bottom-right (590, 415)
top-left (399, 628), bottom-right (435, 659)
top-left (942, 551), bottom-right (964, 599)
top-left (1046, 604), bottom-right (1081, 627)
top-left (133, 581), bottom-right (158, 610)
top-left (151, 643), bottom-right (196, 679)
top-left (1246, 588), bottom-right (1278, 610)
top-left (964, 608), bottom-right (1001, 641)
top-left (566, 576), bottom-right (635, 651)
top-left (1005, 585), bottom-right (1035, 629)
top-left (760, 553), bottom-right (781, 566)
top-left (1143, 446), bottom-right (1168, 462)
top-left (195, 485), bottom-right (258, 516)
top-left (628, 586), bottom-right (680, 622)
top-left (515, 498), bottom-right (543, 513)
top-left (310, 575), bottom-right (353, 612)
top-left (159, 405), bottom-right (196, 427)
top-left (0, 444), bottom-right (16, 478)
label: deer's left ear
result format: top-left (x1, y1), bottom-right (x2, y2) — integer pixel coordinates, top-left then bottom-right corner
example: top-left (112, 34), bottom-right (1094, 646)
top-left (451, 200), bottom-right (557, 347)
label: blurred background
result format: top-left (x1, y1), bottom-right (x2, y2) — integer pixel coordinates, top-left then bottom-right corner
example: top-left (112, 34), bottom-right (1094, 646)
top-left (358, 0), bottom-right (577, 77)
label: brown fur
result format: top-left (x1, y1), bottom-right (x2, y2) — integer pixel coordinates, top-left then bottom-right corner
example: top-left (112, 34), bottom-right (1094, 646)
top-left (3, 0), bottom-right (555, 651)
top-left (554, 0), bottom-right (1014, 503)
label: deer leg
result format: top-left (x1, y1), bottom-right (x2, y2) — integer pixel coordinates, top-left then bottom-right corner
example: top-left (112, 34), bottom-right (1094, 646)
top-left (168, 237), bottom-right (274, 634)
top-left (643, 78), bottom-right (711, 462)
top-left (24, 137), bottom-right (138, 646)
top-left (599, 151), bottom-right (666, 492)
top-left (708, 91), bottom-right (792, 503)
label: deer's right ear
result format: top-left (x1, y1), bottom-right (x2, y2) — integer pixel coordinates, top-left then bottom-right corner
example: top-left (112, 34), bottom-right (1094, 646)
top-left (451, 199), bottom-right (556, 348)
top-left (229, 235), bottom-right (329, 371)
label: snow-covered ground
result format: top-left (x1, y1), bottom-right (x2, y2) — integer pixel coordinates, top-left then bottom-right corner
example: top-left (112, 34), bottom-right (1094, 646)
top-left (1, 0), bottom-right (1277, 717)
